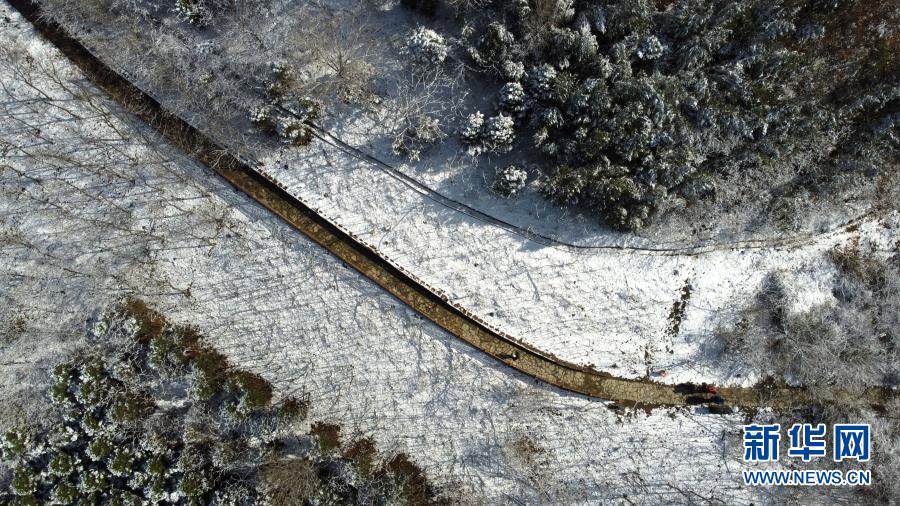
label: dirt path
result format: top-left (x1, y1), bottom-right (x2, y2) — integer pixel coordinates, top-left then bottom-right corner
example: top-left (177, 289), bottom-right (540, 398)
top-left (7, 0), bottom-right (893, 412)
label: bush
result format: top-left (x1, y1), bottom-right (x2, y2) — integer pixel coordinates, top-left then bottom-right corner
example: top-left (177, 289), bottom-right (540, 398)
top-left (11, 466), bottom-right (37, 496)
top-left (381, 453), bottom-right (436, 506)
top-left (2, 430), bottom-right (28, 460)
top-left (231, 370), bottom-right (273, 412)
top-left (500, 60), bottom-right (525, 81)
top-left (492, 165), bottom-right (528, 197)
top-left (402, 27), bottom-right (450, 67)
top-left (86, 438), bottom-right (113, 462)
top-left (468, 22), bottom-right (519, 72)
top-left (310, 422), bottom-right (342, 454)
top-left (50, 480), bottom-right (78, 505)
top-left (260, 458), bottom-right (318, 504)
top-left (344, 438), bottom-right (378, 477)
top-left (544, 161), bottom-right (650, 230)
top-left (498, 82), bottom-right (526, 114)
top-left (251, 97), bottom-right (321, 147)
top-left (48, 451), bottom-right (79, 477)
top-left (462, 112), bottom-right (516, 155)
top-left (279, 98), bottom-right (321, 146)
top-left (108, 449), bottom-right (137, 478)
top-left (265, 61), bottom-right (295, 99)
top-left (484, 114), bottom-right (516, 150)
top-left (392, 115), bottom-right (445, 161)
top-left (460, 111), bottom-right (485, 149)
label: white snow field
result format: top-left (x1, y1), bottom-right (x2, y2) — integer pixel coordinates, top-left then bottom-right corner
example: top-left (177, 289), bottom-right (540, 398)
top-left (0, 6), bottom-right (836, 504)
top-left (35, 0), bottom-right (897, 388)
top-left (262, 140), bottom-right (896, 386)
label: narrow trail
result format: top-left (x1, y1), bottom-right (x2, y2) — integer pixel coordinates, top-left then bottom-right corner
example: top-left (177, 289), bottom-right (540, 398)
top-left (7, 0), bottom-right (894, 412)
top-left (299, 119), bottom-right (875, 256)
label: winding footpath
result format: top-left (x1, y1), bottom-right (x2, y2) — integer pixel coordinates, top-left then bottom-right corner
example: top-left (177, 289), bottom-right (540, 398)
top-left (7, 0), bottom-right (894, 412)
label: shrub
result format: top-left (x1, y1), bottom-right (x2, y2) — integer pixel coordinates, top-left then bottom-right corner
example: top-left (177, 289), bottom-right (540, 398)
top-left (86, 437), bottom-right (113, 462)
top-left (231, 370), bottom-right (273, 412)
top-left (525, 64), bottom-right (557, 101)
top-left (146, 454), bottom-right (168, 477)
top-left (108, 448), bottom-right (138, 477)
top-left (460, 111), bottom-right (517, 155)
top-left (178, 470), bottom-right (211, 500)
top-left (265, 61), bottom-right (295, 99)
top-left (75, 379), bottom-right (103, 406)
top-left (279, 396), bottom-right (309, 421)
top-left (260, 458), bottom-right (319, 504)
top-left (543, 161), bottom-right (651, 230)
top-left (381, 453), bottom-right (437, 506)
top-left (498, 82), bottom-right (526, 114)
top-left (48, 451), bottom-right (79, 477)
top-left (460, 111), bottom-right (485, 149)
top-left (635, 35), bottom-right (664, 61)
top-left (2, 430), bottom-right (28, 460)
top-left (492, 165), bottom-right (528, 197)
top-left (50, 480), bottom-right (78, 505)
top-left (469, 22), bottom-right (518, 72)
top-left (124, 298), bottom-right (164, 344)
top-left (392, 115), bottom-right (445, 161)
top-left (108, 393), bottom-right (153, 425)
top-left (402, 27), bottom-right (450, 67)
top-left (501, 60), bottom-right (526, 81)
top-left (344, 438), bottom-right (378, 477)
top-left (275, 98), bottom-right (322, 146)
top-left (11, 465), bottom-right (36, 496)
top-left (252, 96), bottom-right (321, 147)
top-left (276, 117), bottom-right (312, 146)
top-left (485, 114), bottom-right (516, 149)
top-left (50, 366), bottom-right (73, 405)
top-left (80, 411), bottom-right (102, 435)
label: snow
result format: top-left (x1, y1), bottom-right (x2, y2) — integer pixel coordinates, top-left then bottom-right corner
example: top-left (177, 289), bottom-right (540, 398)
top-left (27, 0), bottom-right (896, 388)
top-left (0, 6), bottom-right (817, 503)
top-left (259, 130), bottom-right (896, 386)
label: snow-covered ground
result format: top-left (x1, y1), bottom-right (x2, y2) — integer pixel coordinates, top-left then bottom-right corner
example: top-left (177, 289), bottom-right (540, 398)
top-left (33, 0), bottom-right (897, 387)
top-left (0, 6), bottom-right (836, 503)
top-left (263, 139), bottom-right (896, 386)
